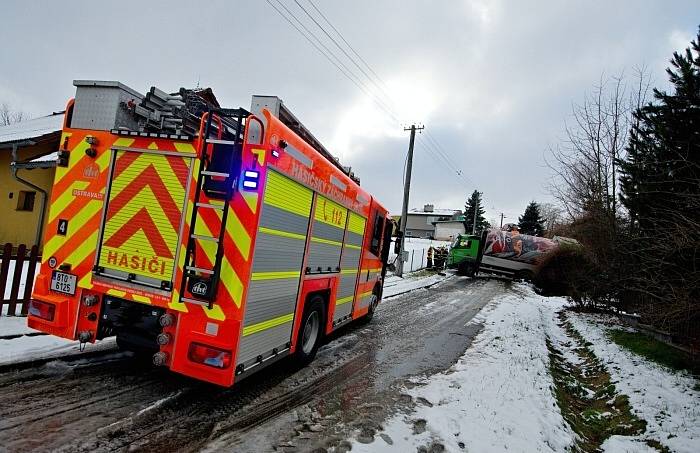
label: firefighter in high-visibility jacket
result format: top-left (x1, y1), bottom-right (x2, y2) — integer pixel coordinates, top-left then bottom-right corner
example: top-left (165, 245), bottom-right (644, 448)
top-left (427, 246), bottom-right (434, 269)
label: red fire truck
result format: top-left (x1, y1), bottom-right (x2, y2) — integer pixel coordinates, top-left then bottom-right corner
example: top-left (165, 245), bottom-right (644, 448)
top-left (28, 81), bottom-right (392, 386)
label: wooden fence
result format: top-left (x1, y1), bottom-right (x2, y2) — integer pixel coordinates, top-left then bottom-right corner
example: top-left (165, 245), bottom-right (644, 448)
top-left (0, 243), bottom-right (40, 317)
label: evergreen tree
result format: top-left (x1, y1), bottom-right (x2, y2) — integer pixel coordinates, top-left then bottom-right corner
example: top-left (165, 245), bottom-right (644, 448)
top-left (619, 28), bottom-right (700, 233)
top-left (518, 201), bottom-right (545, 236)
top-left (617, 28), bottom-right (699, 337)
top-left (464, 190), bottom-right (489, 233)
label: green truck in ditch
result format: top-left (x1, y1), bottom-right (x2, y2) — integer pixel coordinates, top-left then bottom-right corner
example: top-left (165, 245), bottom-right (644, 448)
top-left (447, 229), bottom-right (576, 280)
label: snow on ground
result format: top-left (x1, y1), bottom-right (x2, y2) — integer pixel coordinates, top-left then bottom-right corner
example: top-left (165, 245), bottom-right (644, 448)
top-left (383, 271), bottom-right (447, 298)
top-left (0, 334), bottom-right (117, 367)
top-left (352, 285), bottom-right (700, 453)
top-left (388, 237), bottom-right (451, 273)
top-left (353, 285), bottom-right (577, 453)
top-left (568, 312), bottom-right (700, 453)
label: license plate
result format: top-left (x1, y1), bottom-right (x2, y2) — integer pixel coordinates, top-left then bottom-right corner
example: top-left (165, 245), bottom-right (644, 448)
top-left (50, 271), bottom-right (77, 295)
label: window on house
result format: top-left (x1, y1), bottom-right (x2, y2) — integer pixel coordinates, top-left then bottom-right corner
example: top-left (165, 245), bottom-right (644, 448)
top-left (16, 191), bottom-right (36, 212)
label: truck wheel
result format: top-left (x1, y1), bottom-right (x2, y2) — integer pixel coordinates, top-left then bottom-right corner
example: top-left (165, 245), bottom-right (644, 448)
top-left (295, 295), bottom-right (325, 366)
top-left (361, 294), bottom-right (379, 324)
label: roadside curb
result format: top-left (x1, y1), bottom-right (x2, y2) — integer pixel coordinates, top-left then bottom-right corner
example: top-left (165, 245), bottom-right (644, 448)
top-left (384, 275), bottom-right (451, 299)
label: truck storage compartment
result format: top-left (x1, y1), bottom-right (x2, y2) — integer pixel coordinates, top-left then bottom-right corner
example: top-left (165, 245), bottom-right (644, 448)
top-left (94, 148), bottom-right (193, 290)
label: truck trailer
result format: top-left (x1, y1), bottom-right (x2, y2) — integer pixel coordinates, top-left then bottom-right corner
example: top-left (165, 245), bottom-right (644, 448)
top-left (447, 229), bottom-right (568, 280)
top-left (27, 80), bottom-right (392, 387)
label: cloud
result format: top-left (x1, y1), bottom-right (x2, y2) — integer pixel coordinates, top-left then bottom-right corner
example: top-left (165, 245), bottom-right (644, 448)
top-left (0, 0), bottom-right (697, 217)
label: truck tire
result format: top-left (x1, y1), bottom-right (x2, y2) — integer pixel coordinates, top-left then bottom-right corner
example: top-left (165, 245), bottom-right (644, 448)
top-left (295, 295), bottom-right (325, 366)
top-left (359, 293), bottom-right (379, 324)
top-left (458, 261), bottom-right (476, 277)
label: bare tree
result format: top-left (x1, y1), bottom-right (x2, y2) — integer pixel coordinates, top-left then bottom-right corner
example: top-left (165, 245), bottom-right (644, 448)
top-left (546, 70), bottom-right (651, 223)
top-left (0, 103), bottom-right (24, 126)
top-left (539, 202), bottom-right (564, 235)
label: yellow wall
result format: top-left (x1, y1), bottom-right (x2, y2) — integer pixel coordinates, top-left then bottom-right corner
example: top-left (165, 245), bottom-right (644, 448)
top-left (0, 142), bottom-right (56, 250)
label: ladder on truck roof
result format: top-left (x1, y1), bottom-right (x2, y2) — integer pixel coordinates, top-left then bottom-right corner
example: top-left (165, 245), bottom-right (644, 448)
top-left (180, 108), bottom-right (248, 308)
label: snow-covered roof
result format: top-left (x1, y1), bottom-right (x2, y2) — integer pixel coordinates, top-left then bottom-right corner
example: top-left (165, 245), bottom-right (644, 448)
top-left (0, 112), bottom-right (64, 144)
top-left (11, 150), bottom-right (58, 169)
top-left (408, 207), bottom-right (460, 216)
top-left (29, 151), bottom-right (58, 163)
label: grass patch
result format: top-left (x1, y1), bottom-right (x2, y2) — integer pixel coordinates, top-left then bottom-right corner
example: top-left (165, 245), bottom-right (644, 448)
top-left (608, 329), bottom-right (700, 375)
top-left (548, 313), bottom-right (648, 452)
top-left (645, 439), bottom-right (672, 453)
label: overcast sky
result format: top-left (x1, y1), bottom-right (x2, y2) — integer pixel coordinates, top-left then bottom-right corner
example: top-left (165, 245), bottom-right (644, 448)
top-left (1, 1), bottom-right (697, 222)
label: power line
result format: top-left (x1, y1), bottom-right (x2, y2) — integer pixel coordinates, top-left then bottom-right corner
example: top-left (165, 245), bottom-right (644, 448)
top-left (267, 0), bottom-right (475, 190)
top-left (294, 0), bottom-right (396, 110)
top-left (266, 0), bottom-right (399, 123)
top-left (305, 0), bottom-right (393, 95)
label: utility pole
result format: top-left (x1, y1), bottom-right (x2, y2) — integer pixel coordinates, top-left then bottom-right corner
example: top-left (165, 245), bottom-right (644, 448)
top-left (500, 213), bottom-right (506, 229)
top-left (472, 197), bottom-right (479, 235)
top-left (396, 124), bottom-right (424, 277)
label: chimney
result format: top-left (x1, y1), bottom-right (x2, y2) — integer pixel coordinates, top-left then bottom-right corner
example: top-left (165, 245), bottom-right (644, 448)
top-left (423, 204), bottom-right (434, 212)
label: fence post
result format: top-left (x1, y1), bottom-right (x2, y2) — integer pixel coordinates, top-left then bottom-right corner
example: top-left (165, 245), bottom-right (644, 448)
top-left (20, 245), bottom-right (39, 315)
top-left (0, 243), bottom-right (11, 316)
top-left (410, 250), bottom-right (414, 271)
top-left (421, 248), bottom-right (425, 269)
top-left (7, 244), bottom-right (26, 316)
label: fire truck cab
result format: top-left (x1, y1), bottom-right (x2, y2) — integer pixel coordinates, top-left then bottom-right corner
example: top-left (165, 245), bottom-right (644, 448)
top-left (28, 81), bottom-right (392, 386)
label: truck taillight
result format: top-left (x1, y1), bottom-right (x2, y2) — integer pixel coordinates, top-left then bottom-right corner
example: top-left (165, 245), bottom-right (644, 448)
top-left (188, 343), bottom-right (232, 369)
top-left (28, 299), bottom-right (56, 321)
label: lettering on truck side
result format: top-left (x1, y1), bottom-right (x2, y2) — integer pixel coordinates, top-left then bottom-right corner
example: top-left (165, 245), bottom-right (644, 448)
top-left (106, 251), bottom-right (167, 275)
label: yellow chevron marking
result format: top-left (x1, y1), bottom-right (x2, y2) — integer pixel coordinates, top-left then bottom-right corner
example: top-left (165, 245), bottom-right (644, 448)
top-left (202, 303), bottom-right (225, 321)
top-left (190, 217), bottom-right (243, 308)
top-left (359, 291), bottom-right (373, 299)
top-left (344, 244), bottom-right (362, 250)
top-left (341, 268), bottom-right (358, 275)
top-left (78, 273), bottom-right (93, 289)
top-left (132, 294), bottom-right (152, 305)
top-left (107, 289), bottom-right (127, 297)
top-left (242, 191), bottom-right (258, 214)
top-left (43, 199), bottom-right (102, 259)
top-left (48, 180), bottom-right (89, 223)
top-left (147, 141), bottom-right (158, 150)
top-left (227, 210), bottom-right (251, 260)
top-left (335, 295), bottom-right (353, 305)
top-left (242, 313), bottom-right (293, 337)
top-left (173, 142), bottom-right (196, 153)
top-left (219, 257), bottom-right (244, 308)
top-left (311, 237), bottom-right (343, 247)
top-left (258, 227), bottom-right (306, 241)
top-left (65, 230), bottom-right (99, 271)
top-left (169, 289), bottom-right (189, 312)
top-left (251, 271), bottom-right (300, 281)
top-left (54, 137), bottom-right (88, 185)
top-left (251, 148), bottom-right (266, 166)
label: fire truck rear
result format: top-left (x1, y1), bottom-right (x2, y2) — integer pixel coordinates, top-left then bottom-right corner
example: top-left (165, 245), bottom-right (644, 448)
top-left (28, 80), bottom-right (392, 386)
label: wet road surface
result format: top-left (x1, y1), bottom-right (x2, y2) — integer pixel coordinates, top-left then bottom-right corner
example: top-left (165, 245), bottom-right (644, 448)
top-left (0, 276), bottom-right (510, 452)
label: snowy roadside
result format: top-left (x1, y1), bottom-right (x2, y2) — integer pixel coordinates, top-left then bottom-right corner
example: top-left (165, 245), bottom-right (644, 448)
top-left (350, 285), bottom-right (700, 453)
top-left (568, 312), bottom-right (700, 453)
top-left (0, 305), bottom-right (117, 369)
top-left (383, 271), bottom-right (449, 298)
top-left (353, 285), bottom-right (576, 452)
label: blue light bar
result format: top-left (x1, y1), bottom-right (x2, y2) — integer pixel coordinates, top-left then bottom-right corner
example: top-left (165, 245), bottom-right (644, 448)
top-left (242, 169), bottom-right (260, 190)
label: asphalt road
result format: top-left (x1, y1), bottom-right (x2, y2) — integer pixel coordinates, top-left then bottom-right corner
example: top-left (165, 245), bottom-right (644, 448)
top-left (0, 275), bottom-right (510, 453)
